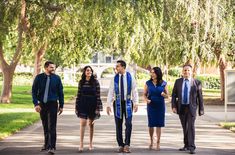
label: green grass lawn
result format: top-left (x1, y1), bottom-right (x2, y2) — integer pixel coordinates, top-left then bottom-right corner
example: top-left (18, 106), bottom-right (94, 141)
top-left (202, 89), bottom-right (222, 104)
top-left (0, 85), bottom-right (77, 140)
top-left (203, 89), bottom-right (220, 98)
top-left (220, 122), bottom-right (235, 132)
top-left (0, 112), bottom-right (39, 139)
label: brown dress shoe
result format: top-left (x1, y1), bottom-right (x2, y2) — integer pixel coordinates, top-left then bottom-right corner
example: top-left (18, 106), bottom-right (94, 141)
top-left (117, 146), bottom-right (124, 153)
top-left (123, 145), bottom-right (131, 153)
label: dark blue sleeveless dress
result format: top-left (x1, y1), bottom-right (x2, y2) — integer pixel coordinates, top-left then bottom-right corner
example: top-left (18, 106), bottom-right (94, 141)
top-left (146, 80), bottom-right (167, 127)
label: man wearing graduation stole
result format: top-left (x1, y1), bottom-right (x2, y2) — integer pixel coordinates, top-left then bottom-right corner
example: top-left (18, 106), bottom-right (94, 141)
top-left (107, 60), bottom-right (139, 153)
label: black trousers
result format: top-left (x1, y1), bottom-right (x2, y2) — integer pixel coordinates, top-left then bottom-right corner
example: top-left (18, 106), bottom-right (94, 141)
top-left (179, 105), bottom-right (196, 150)
top-left (39, 101), bottom-right (58, 149)
top-left (113, 100), bottom-right (133, 147)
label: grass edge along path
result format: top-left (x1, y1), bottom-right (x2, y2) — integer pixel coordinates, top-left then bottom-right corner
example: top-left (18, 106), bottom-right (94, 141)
top-left (0, 112), bottom-right (39, 140)
top-left (220, 122), bottom-right (235, 133)
top-left (0, 85), bottom-right (77, 140)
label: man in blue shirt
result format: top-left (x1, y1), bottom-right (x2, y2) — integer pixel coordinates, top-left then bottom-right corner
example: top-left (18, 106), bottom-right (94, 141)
top-left (171, 64), bottom-right (204, 154)
top-left (32, 61), bottom-right (64, 154)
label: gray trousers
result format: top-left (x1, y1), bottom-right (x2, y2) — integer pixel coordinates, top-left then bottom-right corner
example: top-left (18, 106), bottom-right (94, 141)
top-left (179, 105), bottom-right (196, 150)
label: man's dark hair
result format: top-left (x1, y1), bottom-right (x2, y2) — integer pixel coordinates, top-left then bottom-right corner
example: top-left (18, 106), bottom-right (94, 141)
top-left (117, 60), bottom-right (126, 69)
top-left (44, 61), bottom-right (54, 68)
top-left (183, 64), bottom-right (192, 68)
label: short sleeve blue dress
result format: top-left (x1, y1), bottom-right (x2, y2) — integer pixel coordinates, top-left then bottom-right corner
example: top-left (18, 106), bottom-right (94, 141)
top-left (146, 80), bottom-right (167, 127)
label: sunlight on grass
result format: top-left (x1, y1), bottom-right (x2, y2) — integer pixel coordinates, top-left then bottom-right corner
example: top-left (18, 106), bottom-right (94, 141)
top-left (0, 85), bottom-right (77, 139)
top-left (0, 112), bottom-right (39, 139)
top-left (220, 122), bottom-right (235, 132)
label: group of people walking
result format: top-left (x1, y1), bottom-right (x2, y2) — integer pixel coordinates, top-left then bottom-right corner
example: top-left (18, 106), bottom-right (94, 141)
top-left (32, 60), bottom-right (204, 154)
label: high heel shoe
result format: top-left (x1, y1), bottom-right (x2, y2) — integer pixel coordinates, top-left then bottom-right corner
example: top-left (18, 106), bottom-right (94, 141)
top-left (156, 142), bottom-right (160, 151)
top-left (88, 147), bottom-right (94, 151)
top-left (78, 148), bottom-right (83, 153)
top-left (149, 144), bottom-right (153, 150)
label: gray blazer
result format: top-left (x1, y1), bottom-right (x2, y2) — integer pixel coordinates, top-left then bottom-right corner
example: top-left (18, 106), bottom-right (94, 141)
top-left (171, 78), bottom-right (204, 117)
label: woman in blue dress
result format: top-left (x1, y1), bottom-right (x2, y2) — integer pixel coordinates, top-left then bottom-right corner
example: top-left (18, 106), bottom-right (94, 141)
top-left (144, 67), bottom-right (169, 150)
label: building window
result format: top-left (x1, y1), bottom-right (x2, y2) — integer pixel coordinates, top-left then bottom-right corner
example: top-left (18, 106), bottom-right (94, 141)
top-left (92, 53), bottom-right (98, 63)
top-left (106, 56), bottom-right (112, 63)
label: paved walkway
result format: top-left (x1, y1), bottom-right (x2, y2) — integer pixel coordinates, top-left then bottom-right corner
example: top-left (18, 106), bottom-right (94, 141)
top-left (0, 92), bottom-right (235, 155)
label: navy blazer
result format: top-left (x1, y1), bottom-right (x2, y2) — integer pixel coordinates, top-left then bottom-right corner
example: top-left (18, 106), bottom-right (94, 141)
top-left (32, 73), bottom-right (64, 108)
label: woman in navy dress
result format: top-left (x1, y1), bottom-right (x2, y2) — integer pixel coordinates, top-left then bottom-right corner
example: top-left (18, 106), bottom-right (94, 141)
top-left (144, 67), bottom-right (169, 150)
top-left (75, 66), bottom-right (103, 152)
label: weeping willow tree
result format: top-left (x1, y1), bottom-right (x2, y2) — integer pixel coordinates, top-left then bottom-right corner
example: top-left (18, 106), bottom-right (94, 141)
top-left (1, 0), bottom-right (234, 102)
top-left (175, 0), bottom-right (235, 100)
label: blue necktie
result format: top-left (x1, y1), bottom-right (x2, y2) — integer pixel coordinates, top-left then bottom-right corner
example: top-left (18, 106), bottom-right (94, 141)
top-left (183, 79), bottom-right (188, 104)
top-left (121, 75), bottom-right (124, 102)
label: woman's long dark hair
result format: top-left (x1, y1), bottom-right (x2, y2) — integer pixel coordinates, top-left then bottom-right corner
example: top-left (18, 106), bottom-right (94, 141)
top-left (151, 67), bottom-right (163, 85)
top-left (80, 66), bottom-right (96, 86)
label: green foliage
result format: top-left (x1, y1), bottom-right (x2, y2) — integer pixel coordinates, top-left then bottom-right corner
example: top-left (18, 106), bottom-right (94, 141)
top-left (13, 73), bottom-right (33, 86)
top-left (1, 0), bottom-right (234, 104)
top-left (136, 72), bottom-right (150, 88)
top-left (101, 68), bottom-right (115, 78)
top-left (2, 0), bottom-right (234, 68)
top-left (196, 75), bottom-right (220, 89)
top-left (14, 72), bottom-right (32, 77)
top-left (137, 72), bottom-right (150, 80)
top-left (168, 68), bottom-right (181, 77)
top-left (0, 1), bottom-right (22, 63)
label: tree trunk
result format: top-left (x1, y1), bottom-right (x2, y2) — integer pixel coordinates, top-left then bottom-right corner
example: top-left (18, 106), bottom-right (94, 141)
top-left (0, 67), bottom-right (15, 103)
top-left (185, 59), bottom-right (192, 66)
top-left (214, 43), bottom-right (227, 102)
top-left (33, 43), bottom-right (47, 79)
top-left (193, 59), bottom-right (200, 78)
top-left (0, 0), bottom-right (26, 103)
top-left (218, 55), bottom-right (227, 101)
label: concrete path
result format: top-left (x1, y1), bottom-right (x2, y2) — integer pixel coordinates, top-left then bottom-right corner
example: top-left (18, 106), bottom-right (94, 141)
top-left (0, 93), bottom-right (235, 155)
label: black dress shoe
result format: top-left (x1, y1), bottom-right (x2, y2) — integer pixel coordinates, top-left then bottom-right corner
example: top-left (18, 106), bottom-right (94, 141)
top-left (179, 147), bottom-right (189, 151)
top-left (189, 149), bottom-right (195, 154)
top-left (48, 148), bottom-right (55, 154)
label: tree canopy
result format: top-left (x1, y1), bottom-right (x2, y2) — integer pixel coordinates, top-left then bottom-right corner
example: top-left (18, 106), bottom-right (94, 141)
top-left (0, 0), bottom-right (234, 102)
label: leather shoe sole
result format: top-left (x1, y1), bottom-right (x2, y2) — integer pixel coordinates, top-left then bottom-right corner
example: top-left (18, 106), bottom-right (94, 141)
top-left (190, 150), bottom-right (195, 154)
top-left (179, 147), bottom-right (189, 151)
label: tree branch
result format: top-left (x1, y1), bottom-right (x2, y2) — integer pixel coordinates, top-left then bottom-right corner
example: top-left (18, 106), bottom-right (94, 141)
top-left (0, 42), bottom-right (9, 70)
top-left (10, 0), bottom-right (26, 67)
top-left (39, 0), bottom-right (64, 12)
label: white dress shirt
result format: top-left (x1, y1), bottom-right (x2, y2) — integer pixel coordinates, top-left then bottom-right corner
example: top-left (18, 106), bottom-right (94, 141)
top-left (107, 72), bottom-right (139, 107)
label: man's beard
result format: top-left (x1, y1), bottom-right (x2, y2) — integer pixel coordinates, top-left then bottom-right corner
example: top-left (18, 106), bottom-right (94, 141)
top-left (49, 70), bottom-right (55, 74)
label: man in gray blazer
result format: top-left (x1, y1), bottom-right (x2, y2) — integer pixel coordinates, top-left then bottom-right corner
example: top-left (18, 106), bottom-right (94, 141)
top-left (171, 64), bottom-right (204, 154)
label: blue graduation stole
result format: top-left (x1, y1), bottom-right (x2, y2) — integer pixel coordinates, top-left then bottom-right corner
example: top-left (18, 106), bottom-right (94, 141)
top-left (114, 72), bottom-right (132, 119)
